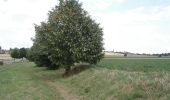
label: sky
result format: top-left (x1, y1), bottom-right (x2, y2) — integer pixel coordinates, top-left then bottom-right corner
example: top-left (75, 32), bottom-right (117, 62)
top-left (0, 0), bottom-right (170, 53)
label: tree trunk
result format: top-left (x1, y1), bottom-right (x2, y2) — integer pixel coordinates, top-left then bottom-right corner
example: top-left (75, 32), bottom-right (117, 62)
top-left (64, 54), bottom-right (73, 76)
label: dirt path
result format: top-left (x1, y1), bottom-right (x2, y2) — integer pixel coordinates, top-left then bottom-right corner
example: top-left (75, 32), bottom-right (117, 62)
top-left (47, 81), bottom-right (81, 100)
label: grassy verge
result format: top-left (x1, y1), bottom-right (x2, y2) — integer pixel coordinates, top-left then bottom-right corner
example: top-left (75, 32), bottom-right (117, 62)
top-left (62, 68), bottom-right (170, 100)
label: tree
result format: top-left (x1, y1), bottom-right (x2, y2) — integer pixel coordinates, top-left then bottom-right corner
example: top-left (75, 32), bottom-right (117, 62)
top-left (32, 0), bottom-right (104, 74)
top-left (124, 53), bottom-right (127, 57)
top-left (19, 48), bottom-right (27, 60)
top-left (10, 48), bottom-right (20, 61)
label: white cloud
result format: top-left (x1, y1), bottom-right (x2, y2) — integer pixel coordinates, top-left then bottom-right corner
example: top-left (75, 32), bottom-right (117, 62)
top-left (89, 6), bottom-right (170, 53)
top-left (0, 0), bottom-right (57, 49)
top-left (0, 0), bottom-right (170, 53)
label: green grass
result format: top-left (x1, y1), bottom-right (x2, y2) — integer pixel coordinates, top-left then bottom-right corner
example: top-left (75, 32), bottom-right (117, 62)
top-left (0, 62), bottom-right (64, 100)
top-left (1, 59), bottom-right (170, 100)
top-left (97, 58), bottom-right (170, 72)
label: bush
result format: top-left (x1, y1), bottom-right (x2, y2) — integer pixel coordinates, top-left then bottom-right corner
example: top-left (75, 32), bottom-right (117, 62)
top-left (26, 47), bottom-right (59, 69)
top-left (0, 61), bottom-right (3, 65)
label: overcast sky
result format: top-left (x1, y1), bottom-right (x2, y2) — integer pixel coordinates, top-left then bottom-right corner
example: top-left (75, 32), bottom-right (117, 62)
top-left (0, 0), bottom-right (170, 53)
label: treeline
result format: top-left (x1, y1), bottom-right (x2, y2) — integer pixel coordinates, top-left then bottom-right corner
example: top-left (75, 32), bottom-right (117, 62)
top-left (153, 53), bottom-right (170, 57)
top-left (10, 48), bottom-right (28, 60)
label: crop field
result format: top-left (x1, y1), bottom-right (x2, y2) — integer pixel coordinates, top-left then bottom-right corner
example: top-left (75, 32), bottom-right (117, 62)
top-left (0, 58), bottom-right (170, 100)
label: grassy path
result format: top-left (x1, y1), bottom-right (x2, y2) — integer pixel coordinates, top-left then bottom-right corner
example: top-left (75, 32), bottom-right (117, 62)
top-left (0, 61), bottom-right (81, 100)
top-left (47, 81), bottom-right (81, 100)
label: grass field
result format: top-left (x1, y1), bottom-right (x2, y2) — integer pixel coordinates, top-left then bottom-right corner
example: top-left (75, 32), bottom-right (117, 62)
top-left (1, 59), bottom-right (170, 100)
top-left (98, 58), bottom-right (170, 72)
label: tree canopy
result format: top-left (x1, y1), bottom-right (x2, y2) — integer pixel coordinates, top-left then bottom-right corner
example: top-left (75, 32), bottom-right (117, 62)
top-left (31, 0), bottom-right (104, 74)
top-left (10, 48), bottom-right (20, 60)
top-left (10, 47), bottom-right (28, 61)
top-left (19, 48), bottom-right (27, 59)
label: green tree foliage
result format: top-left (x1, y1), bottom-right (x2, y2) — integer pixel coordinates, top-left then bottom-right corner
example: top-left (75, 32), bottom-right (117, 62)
top-left (31, 0), bottom-right (104, 74)
top-left (124, 53), bottom-right (127, 57)
top-left (10, 47), bottom-right (29, 61)
top-left (27, 47), bottom-right (58, 69)
top-left (26, 48), bottom-right (34, 61)
top-left (19, 48), bottom-right (27, 59)
top-left (10, 48), bottom-right (20, 60)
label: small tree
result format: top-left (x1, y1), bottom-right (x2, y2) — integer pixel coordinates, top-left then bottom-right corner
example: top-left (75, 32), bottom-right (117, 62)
top-left (124, 53), bottom-right (127, 57)
top-left (19, 48), bottom-right (27, 60)
top-left (10, 48), bottom-right (20, 61)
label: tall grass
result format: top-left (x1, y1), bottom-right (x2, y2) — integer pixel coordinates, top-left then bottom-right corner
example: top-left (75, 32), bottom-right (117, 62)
top-left (60, 59), bottom-right (170, 99)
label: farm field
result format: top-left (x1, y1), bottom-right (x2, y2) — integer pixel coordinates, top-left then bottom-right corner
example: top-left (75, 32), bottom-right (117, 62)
top-left (1, 59), bottom-right (170, 100)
